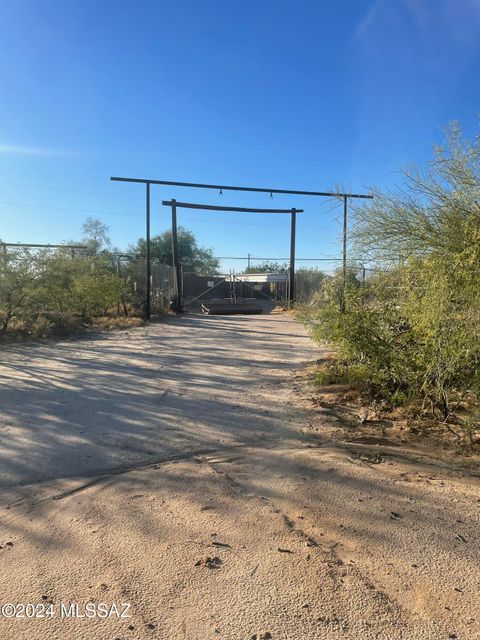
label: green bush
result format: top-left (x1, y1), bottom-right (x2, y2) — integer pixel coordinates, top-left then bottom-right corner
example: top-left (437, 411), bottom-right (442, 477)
top-left (310, 287), bottom-right (422, 403)
top-left (0, 250), bottom-right (130, 338)
top-left (304, 123), bottom-right (480, 421)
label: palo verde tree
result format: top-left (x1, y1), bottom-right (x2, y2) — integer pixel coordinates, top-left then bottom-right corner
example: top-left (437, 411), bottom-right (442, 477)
top-left (307, 122), bottom-right (480, 421)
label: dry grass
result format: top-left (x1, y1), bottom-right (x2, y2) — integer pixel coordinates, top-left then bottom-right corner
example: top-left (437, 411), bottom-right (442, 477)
top-left (0, 313), bottom-right (148, 342)
top-left (304, 357), bottom-right (480, 454)
top-left (92, 316), bottom-right (144, 331)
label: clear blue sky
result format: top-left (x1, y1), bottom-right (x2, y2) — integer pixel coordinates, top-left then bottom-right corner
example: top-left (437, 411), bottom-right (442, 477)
top-left (1, 0), bottom-right (479, 272)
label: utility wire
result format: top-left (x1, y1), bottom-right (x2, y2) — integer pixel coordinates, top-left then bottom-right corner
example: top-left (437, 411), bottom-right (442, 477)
top-left (0, 200), bottom-right (341, 229)
top-left (0, 180), bottom-right (144, 200)
top-left (0, 200), bottom-right (141, 217)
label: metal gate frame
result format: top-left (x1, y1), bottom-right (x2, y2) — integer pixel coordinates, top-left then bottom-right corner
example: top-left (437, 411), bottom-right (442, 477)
top-left (162, 200), bottom-right (303, 312)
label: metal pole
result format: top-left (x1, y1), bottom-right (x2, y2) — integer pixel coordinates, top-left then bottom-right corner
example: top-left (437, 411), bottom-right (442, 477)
top-left (145, 182), bottom-right (151, 320)
top-left (171, 199), bottom-right (183, 312)
top-left (112, 176), bottom-right (373, 200)
top-left (341, 195), bottom-right (348, 312)
top-left (289, 208), bottom-right (296, 307)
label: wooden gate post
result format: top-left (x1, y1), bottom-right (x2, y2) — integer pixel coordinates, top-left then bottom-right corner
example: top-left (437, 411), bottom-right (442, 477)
top-left (289, 208), bottom-right (297, 307)
top-left (145, 182), bottom-right (151, 320)
top-left (171, 199), bottom-right (183, 312)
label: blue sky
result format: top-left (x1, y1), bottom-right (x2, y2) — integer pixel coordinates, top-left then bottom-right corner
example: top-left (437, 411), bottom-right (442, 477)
top-left (1, 0), bottom-right (479, 272)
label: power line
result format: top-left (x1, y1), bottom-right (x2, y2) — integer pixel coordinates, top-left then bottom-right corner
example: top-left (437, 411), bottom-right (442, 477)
top-left (0, 200), bottom-right (141, 217)
top-left (177, 216), bottom-right (333, 229)
top-left (0, 180), bottom-right (144, 200)
top-left (0, 182), bottom-right (346, 218)
top-left (214, 256), bottom-right (345, 261)
top-left (0, 199), bottom-right (339, 229)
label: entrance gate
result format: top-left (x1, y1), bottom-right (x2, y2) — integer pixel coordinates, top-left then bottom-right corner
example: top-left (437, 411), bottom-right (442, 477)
top-left (162, 199), bottom-right (303, 312)
top-left (181, 271), bottom-right (286, 313)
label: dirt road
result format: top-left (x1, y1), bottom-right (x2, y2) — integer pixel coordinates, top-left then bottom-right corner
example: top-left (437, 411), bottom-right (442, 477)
top-left (0, 313), bottom-right (478, 639)
top-left (0, 313), bottom-right (313, 487)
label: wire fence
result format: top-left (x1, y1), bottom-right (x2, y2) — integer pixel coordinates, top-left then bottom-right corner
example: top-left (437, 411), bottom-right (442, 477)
top-left (0, 244), bottom-right (392, 311)
top-left (119, 259), bottom-right (176, 314)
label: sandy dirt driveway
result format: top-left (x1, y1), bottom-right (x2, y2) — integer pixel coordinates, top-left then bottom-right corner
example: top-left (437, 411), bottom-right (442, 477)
top-left (0, 312), bottom-right (478, 640)
top-left (0, 312), bottom-right (314, 488)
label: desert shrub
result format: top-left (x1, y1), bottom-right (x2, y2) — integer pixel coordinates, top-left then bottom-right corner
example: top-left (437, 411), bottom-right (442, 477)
top-left (0, 250), bottom-right (130, 339)
top-left (310, 285), bottom-right (422, 404)
top-left (71, 270), bottom-right (124, 320)
top-left (308, 267), bottom-right (361, 308)
top-left (294, 268), bottom-right (328, 304)
top-left (0, 250), bottom-right (38, 335)
top-left (30, 254), bottom-right (126, 321)
top-left (304, 123), bottom-right (480, 421)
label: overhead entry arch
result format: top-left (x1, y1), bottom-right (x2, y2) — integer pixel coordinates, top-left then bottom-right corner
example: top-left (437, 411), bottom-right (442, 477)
top-left (111, 175), bottom-right (372, 319)
top-left (161, 199), bottom-right (303, 312)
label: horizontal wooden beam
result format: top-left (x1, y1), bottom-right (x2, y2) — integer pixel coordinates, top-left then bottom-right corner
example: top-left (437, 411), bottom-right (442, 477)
top-left (161, 200), bottom-right (303, 214)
